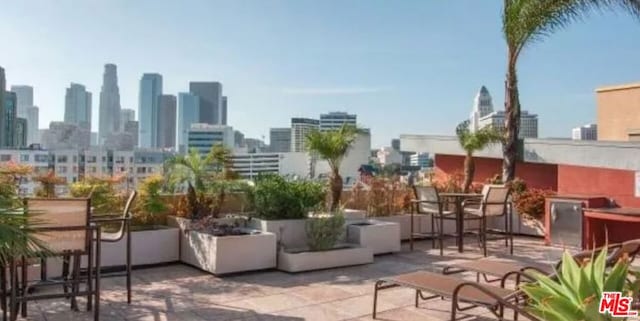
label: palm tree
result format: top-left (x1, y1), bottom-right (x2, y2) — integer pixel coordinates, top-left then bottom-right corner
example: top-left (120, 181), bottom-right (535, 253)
top-left (501, 0), bottom-right (640, 182)
top-left (306, 125), bottom-right (362, 211)
top-left (166, 148), bottom-right (212, 218)
top-left (456, 121), bottom-right (502, 193)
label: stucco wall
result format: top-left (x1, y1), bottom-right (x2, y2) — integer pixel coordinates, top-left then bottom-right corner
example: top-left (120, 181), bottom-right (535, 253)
top-left (596, 83), bottom-right (640, 141)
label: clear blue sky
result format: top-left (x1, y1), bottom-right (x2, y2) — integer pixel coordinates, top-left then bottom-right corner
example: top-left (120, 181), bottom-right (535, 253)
top-left (1, 0), bottom-right (639, 147)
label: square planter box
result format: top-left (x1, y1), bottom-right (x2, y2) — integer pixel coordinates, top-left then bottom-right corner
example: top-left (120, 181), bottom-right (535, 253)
top-left (277, 244), bottom-right (373, 273)
top-left (246, 218), bottom-right (307, 249)
top-left (181, 229), bottom-right (277, 275)
top-left (101, 226), bottom-right (180, 267)
top-left (343, 209), bottom-right (367, 221)
top-left (347, 220), bottom-right (400, 254)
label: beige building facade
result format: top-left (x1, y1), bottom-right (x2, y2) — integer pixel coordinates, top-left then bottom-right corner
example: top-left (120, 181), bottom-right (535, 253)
top-left (596, 83), bottom-right (640, 141)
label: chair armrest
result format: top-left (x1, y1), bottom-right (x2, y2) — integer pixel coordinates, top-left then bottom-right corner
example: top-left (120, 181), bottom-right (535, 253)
top-left (461, 199), bottom-right (482, 208)
top-left (410, 199), bottom-right (440, 205)
top-left (91, 216), bottom-right (131, 224)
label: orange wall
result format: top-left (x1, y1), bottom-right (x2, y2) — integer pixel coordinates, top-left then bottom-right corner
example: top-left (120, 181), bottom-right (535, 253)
top-left (557, 164), bottom-right (640, 208)
top-left (596, 83), bottom-right (640, 141)
top-left (434, 154), bottom-right (558, 190)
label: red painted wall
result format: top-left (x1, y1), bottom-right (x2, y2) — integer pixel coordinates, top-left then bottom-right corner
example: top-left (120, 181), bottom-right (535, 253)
top-left (434, 154), bottom-right (558, 190)
top-left (557, 164), bottom-right (640, 208)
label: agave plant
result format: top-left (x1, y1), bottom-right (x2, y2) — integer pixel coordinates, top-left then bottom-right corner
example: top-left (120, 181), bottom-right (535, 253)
top-left (521, 248), bottom-right (639, 321)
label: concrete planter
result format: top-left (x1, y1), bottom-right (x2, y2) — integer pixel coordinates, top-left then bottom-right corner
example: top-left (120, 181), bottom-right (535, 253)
top-left (373, 214), bottom-right (454, 240)
top-left (246, 218), bottom-right (307, 249)
top-left (346, 220), bottom-right (400, 255)
top-left (277, 244), bottom-right (373, 273)
top-left (181, 229), bottom-right (277, 275)
top-left (101, 226), bottom-right (180, 267)
top-left (484, 209), bottom-right (545, 237)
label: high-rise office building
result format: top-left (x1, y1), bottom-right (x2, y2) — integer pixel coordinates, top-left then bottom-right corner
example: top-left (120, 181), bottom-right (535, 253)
top-left (234, 130), bottom-right (245, 148)
top-left (319, 112), bottom-right (356, 131)
top-left (0, 67), bottom-right (6, 149)
top-left (221, 96), bottom-right (228, 125)
top-left (26, 106), bottom-right (39, 145)
top-left (391, 138), bottom-right (401, 151)
top-left (10, 85), bottom-right (33, 118)
top-left (138, 73), bottom-right (163, 148)
top-left (269, 128), bottom-right (291, 153)
top-left (15, 118), bottom-right (27, 148)
top-left (120, 108), bottom-right (135, 130)
top-left (469, 86), bottom-right (494, 132)
top-left (189, 82), bottom-right (222, 125)
top-left (99, 64), bottom-right (122, 143)
top-left (469, 86), bottom-right (539, 138)
top-left (572, 124), bottom-right (598, 141)
top-left (291, 118), bottom-right (319, 152)
top-left (3, 92), bottom-right (17, 147)
top-left (64, 83), bottom-right (92, 130)
top-left (177, 92), bottom-right (200, 153)
top-left (124, 121), bottom-right (139, 149)
top-left (187, 124), bottom-right (234, 155)
top-left (157, 95), bottom-right (176, 149)
top-left (42, 121), bottom-right (90, 150)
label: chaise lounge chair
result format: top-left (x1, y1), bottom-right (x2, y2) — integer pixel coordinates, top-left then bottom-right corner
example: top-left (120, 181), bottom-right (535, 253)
top-left (373, 239), bottom-right (640, 321)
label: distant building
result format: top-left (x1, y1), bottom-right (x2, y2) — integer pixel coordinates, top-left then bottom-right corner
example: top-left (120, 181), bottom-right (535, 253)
top-left (0, 148), bottom-right (50, 195)
top-left (41, 122), bottom-right (90, 150)
top-left (234, 130), bottom-right (245, 148)
top-left (391, 138), bottom-right (401, 151)
top-left (269, 128), bottom-right (291, 153)
top-left (10, 85), bottom-right (33, 117)
top-left (187, 124), bottom-right (234, 155)
top-left (572, 124), bottom-right (598, 141)
top-left (64, 83), bottom-right (92, 130)
top-left (104, 132), bottom-right (136, 151)
top-left (0, 67), bottom-right (5, 148)
top-left (15, 118), bottom-right (27, 148)
top-left (596, 82), bottom-right (640, 141)
top-left (231, 152), bottom-right (310, 180)
top-left (410, 152), bottom-right (431, 169)
top-left (319, 112), bottom-right (356, 131)
top-left (90, 132), bottom-right (98, 146)
top-left (469, 86), bottom-right (539, 138)
top-left (377, 147), bottom-right (402, 166)
top-left (120, 108), bottom-right (135, 130)
top-left (124, 121), bottom-right (139, 149)
top-left (157, 95), bottom-right (176, 149)
top-left (291, 117), bottom-right (319, 152)
top-left (26, 106), bottom-right (39, 145)
top-left (138, 73), bottom-right (163, 148)
top-left (189, 82), bottom-right (223, 125)
top-left (3, 92), bottom-right (17, 147)
top-left (221, 96), bottom-right (228, 125)
top-left (314, 130), bottom-right (371, 185)
top-left (98, 64), bottom-right (122, 144)
top-left (244, 138), bottom-right (267, 153)
top-left (177, 92), bottom-right (200, 153)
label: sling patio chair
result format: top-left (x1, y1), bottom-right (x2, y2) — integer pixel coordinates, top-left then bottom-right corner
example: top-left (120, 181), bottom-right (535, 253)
top-left (410, 185), bottom-right (449, 254)
top-left (373, 239), bottom-right (640, 321)
top-left (461, 184), bottom-right (512, 257)
top-left (442, 239), bottom-right (640, 287)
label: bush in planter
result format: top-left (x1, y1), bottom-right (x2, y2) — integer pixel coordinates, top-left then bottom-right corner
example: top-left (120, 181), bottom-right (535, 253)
top-left (248, 174), bottom-right (325, 220)
top-left (367, 176), bottom-right (413, 217)
top-left (33, 170), bottom-right (66, 198)
top-left (69, 175), bottom-right (125, 214)
top-left (305, 213), bottom-right (346, 251)
top-left (513, 188), bottom-right (555, 221)
top-left (133, 175), bottom-right (167, 227)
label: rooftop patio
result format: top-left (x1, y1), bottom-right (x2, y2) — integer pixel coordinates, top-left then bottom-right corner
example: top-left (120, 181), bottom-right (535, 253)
top-left (20, 237), bottom-right (564, 321)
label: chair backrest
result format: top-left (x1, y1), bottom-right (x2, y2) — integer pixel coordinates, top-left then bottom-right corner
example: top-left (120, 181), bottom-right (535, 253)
top-left (481, 184), bottom-right (510, 217)
top-left (105, 190), bottom-right (137, 241)
top-left (26, 198), bottom-right (91, 253)
top-left (607, 239), bottom-right (640, 265)
top-left (414, 185), bottom-right (440, 213)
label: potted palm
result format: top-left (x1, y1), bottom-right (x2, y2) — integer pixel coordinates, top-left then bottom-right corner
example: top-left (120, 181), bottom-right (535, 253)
top-left (455, 120), bottom-right (502, 193)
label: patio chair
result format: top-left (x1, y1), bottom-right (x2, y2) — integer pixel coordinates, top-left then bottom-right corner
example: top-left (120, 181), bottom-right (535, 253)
top-left (411, 186), bottom-right (449, 254)
top-left (9, 198), bottom-right (101, 321)
top-left (373, 239), bottom-right (640, 321)
top-left (89, 190), bottom-right (136, 304)
top-left (462, 184), bottom-right (512, 256)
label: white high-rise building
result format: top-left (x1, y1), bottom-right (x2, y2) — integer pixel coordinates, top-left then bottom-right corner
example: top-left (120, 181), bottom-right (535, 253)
top-left (410, 152), bottom-right (431, 169)
top-left (377, 147), bottom-right (402, 166)
top-left (572, 124), bottom-right (598, 141)
top-left (319, 112), bottom-right (357, 131)
top-left (187, 123), bottom-right (234, 155)
top-left (291, 118), bottom-right (319, 152)
top-left (469, 86), bottom-right (539, 138)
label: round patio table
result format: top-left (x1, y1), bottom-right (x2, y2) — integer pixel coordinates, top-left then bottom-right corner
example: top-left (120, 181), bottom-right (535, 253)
top-left (439, 192), bottom-right (482, 253)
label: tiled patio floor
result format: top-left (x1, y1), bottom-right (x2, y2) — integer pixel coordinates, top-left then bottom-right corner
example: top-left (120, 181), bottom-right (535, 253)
top-left (17, 237), bottom-right (567, 321)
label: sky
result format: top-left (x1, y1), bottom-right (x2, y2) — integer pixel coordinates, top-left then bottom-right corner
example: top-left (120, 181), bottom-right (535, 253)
top-left (1, 0), bottom-right (639, 148)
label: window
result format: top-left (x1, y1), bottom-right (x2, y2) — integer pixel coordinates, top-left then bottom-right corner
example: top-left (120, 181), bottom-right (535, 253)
top-left (0, 155), bottom-right (11, 161)
top-left (20, 154), bottom-right (29, 162)
top-left (35, 154), bottom-right (49, 162)
top-left (87, 156), bottom-right (97, 163)
top-left (57, 155), bottom-right (68, 163)
top-left (58, 166), bottom-right (67, 173)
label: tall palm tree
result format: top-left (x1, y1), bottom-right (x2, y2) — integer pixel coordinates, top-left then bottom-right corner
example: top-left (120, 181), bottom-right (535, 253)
top-left (501, 0), bottom-right (640, 182)
top-left (306, 125), bottom-right (362, 211)
top-left (456, 121), bottom-right (502, 193)
top-left (165, 148), bottom-right (212, 218)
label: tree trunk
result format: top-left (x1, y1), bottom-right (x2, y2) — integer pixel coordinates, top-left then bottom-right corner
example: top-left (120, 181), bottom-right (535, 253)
top-left (463, 152), bottom-right (475, 193)
top-left (330, 170), bottom-right (343, 212)
top-left (502, 58), bottom-right (520, 183)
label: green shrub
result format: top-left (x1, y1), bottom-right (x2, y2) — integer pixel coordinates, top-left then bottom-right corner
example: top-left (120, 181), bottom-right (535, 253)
top-left (249, 174), bottom-right (325, 220)
top-left (305, 213), bottom-right (345, 251)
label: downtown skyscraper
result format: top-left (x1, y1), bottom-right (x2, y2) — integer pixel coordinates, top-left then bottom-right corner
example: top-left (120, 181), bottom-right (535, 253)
top-left (64, 83), bottom-right (92, 130)
top-left (99, 64), bottom-right (122, 144)
top-left (189, 82), bottom-right (222, 125)
top-left (157, 95), bottom-right (177, 149)
top-left (177, 92), bottom-right (200, 153)
top-left (138, 73), bottom-right (163, 148)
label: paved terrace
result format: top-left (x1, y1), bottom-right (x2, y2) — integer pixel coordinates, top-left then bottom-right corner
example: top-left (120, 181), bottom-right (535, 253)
top-left (19, 237), bottom-right (564, 321)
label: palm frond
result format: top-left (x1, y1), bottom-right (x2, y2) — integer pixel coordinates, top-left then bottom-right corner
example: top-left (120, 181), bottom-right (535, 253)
top-left (305, 124), bottom-right (363, 172)
top-left (456, 121), bottom-right (502, 154)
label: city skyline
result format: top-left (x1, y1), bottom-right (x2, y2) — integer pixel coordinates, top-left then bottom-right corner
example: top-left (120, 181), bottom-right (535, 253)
top-left (1, 1), bottom-right (640, 147)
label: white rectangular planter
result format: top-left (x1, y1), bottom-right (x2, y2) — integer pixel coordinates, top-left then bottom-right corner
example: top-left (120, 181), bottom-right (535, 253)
top-left (277, 245), bottom-right (373, 273)
top-left (181, 229), bottom-right (277, 275)
top-left (246, 218), bottom-right (307, 249)
top-left (347, 220), bottom-right (400, 254)
top-left (343, 209), bottom-right (367, 221)
top-left (101, 226), bottom-right (180, 267)
top-left (373, 214), bottom-right (456, 240)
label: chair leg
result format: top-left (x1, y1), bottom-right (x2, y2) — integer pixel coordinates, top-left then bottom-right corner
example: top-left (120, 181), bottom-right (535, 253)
top-left (415, 290), bottom-right (419, 307)
top-left (431, 214), bottom-right (435, 250)
top-left (62, 255), bottom-right (70, 296)
top-left (372, 281), bottom-right (381, 319)
top-left (439, 217), bottom-right (444, 256)
top-left (126, 228), bottom-right (132, 304)
top-left (1, 264), bottom-right (6, 321)
top-left (70, 254), bottom-right (81, 311)
top-left (20, 259), bottom-right (26, 318)
top-left (482, 217), bottom-right (488, 257)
